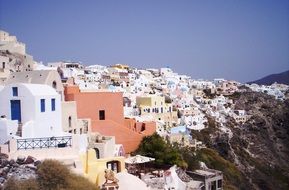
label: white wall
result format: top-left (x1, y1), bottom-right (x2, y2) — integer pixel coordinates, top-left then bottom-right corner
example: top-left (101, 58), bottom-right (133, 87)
top-left (0, 119), bottom-right (18, 144)
top-left (33, 95), bottom-right (62, 137)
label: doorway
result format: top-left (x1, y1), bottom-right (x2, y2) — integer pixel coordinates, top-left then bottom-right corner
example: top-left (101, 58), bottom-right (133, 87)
top-left (10, 100), bottom-right (21, 122)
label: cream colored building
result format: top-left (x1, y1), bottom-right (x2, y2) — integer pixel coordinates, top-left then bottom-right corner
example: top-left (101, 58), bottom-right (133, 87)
top-left (0, 51), bottom-right (35, 84)
top-left (0, 30), bottom-right (26, 55)
top-left (0, 55), bottom-right (10, 84)
top-left (62, 101), bottom-right (91, 134)
top-left (0, 31), bottom-right (35, 76)
top-left (0, 31), bottom-right (38, 84)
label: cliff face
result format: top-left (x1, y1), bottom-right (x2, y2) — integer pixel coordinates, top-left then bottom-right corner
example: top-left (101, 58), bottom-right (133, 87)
top-left (200, 91), bottom-right (289, 189)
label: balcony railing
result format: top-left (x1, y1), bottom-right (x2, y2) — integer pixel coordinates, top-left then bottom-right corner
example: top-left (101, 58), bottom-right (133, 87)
top-left (17, 136), bottom-right (72, 150)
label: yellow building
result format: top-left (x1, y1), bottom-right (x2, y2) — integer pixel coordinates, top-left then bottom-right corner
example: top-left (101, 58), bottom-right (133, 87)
top-left (80, 149), bottom-right (125, 187)
top-left (136, 95), bottom-right (178, 127)
top-left (111, 64), bottom-right (129, 70)
top-left (136, 95), bottom-right (171, 114)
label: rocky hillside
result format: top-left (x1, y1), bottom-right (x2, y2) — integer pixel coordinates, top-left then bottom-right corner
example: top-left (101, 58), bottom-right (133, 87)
top-left (208, 91), bottom-right (289, 189)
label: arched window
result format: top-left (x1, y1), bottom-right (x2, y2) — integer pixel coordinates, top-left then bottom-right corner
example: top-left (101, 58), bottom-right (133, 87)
top-left (52, 81), bottom-right (57, 89)
top-left (68, 116), bottom-right (72, 128)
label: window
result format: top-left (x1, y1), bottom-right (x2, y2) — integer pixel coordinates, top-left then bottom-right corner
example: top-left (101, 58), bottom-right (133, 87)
top-left (106, 161), bottom-right (120, 173)
top-left (99, 110), bottom-right (105, 120)
top-left (141, 124), bottom-right (145, 132)
top-left (51, 98), bottom-right (55, 111)
top-left (68, 116), bottom-right (72, 127)
top-left (217, 180), bottom-right (222, 188)
top-left (211, 181), bottom-right (216, 190)
top-left (52, 81), bottom-right (57, 89)
top-left (80, 128), bottom-right (83, 134)
top-left (40, 99), bottom-right (45, 112)
top-left (84, 126), bottom-right (88, 133)
top-left (94, 148), bottom-right (100, 159)
top-left (12, 87), bottom-right (18, 96)
top-left (2, 62), bottom-right (5, 69)
top-left (74, 129), bottom-right (76, 134)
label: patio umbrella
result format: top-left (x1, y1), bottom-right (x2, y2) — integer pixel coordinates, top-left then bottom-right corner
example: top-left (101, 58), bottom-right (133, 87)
top-left (125, 155), bottom-right (155, 164)
top-left (125, 155), bottom-right (155, 175)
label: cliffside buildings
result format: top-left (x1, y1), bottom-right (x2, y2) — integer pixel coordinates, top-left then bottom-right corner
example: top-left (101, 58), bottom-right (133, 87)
top-left (2, 30), bottom-right (289, 190)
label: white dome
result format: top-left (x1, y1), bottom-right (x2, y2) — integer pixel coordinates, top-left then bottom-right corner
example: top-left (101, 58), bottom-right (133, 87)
top-left (115, 172), bottom-right (149, 190)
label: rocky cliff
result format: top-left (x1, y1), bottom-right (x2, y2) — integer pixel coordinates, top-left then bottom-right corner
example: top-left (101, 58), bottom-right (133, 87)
top-left (213, 91), bottom-right (289, 189)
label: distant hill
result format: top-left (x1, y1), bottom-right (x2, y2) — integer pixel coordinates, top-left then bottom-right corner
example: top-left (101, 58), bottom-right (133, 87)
top-left (248, 70), bottom-right (289, 85)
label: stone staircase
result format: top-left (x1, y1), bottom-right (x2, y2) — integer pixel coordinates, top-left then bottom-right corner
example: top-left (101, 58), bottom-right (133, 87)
top-left (16, 122), bottom-right (22, 137)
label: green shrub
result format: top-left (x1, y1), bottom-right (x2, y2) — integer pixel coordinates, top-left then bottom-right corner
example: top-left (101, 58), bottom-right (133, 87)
top-left (37, 159), bottom-right (71, 190)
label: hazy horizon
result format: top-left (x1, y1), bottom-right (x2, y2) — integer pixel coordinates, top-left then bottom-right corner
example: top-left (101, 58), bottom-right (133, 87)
top-left (0, 0), bottom-right (288, 82)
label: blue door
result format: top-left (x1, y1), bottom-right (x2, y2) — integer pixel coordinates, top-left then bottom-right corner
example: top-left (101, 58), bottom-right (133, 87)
top-left (10, 100), bottom-right (21, 122)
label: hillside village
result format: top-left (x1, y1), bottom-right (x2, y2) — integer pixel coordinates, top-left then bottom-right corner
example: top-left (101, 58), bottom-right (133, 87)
top-left (0, 30), bottom-right (289, 190)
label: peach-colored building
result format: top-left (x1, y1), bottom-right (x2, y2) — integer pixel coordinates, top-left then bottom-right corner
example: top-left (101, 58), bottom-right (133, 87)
top-left (64, 85), bottom-right (156, 153)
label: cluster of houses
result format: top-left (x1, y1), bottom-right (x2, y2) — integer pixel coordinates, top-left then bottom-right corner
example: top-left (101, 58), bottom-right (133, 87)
top-left (1, 30), bottom-right (288, 189)
top-left (246, 83), bottom-right (288, 100)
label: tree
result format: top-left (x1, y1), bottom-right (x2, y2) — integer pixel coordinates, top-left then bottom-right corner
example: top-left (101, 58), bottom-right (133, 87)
top-left (135, 133), bottom-right (187, 168)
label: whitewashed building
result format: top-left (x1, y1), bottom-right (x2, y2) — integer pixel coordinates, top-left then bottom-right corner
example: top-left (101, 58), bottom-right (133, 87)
top-left (0, 83), bottom-right (64, 139)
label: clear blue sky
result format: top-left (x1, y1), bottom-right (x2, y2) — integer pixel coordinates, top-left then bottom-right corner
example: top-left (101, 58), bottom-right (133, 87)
top-left (0, 0), bottom-right (288, 82)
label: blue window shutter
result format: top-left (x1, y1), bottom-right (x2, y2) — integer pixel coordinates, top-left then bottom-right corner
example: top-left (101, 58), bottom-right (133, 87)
top-left (40, 99), bottom-right (45, 112)
top-left (51, 98), bottom-right (55, 111)
top-left (12, 87), bottom-right (18, 96)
